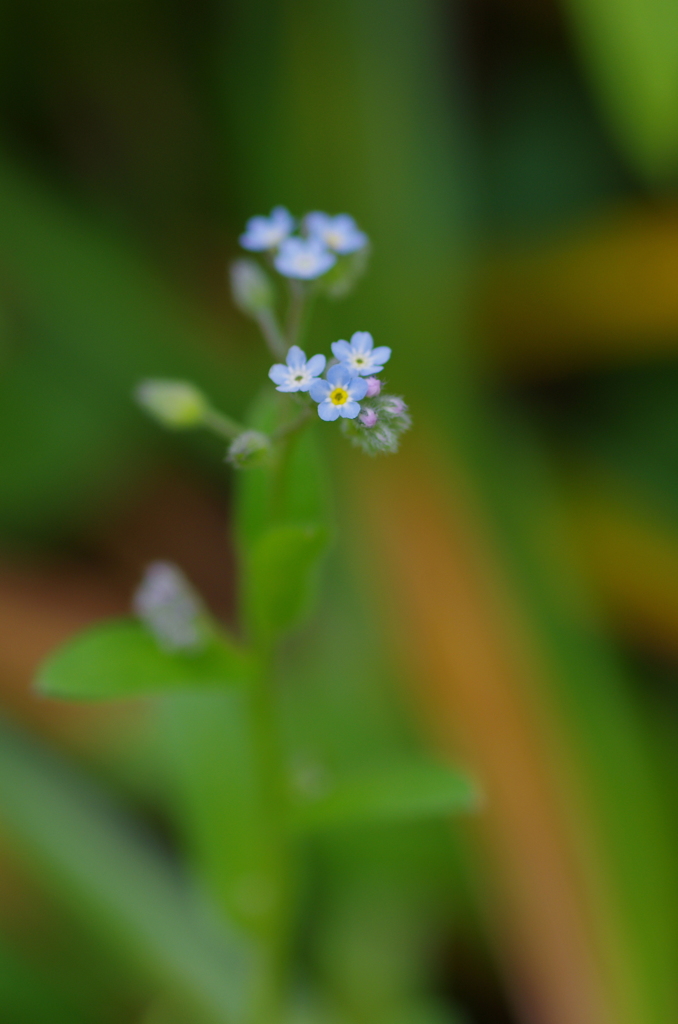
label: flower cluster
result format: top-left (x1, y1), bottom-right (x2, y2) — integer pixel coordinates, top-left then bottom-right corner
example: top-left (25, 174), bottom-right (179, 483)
top-left (239, 206), bottom-right (368, 281)
top-left (137, 207), bottom-right (410, 463)
top-left (267, 330), bottom-right (410, 452)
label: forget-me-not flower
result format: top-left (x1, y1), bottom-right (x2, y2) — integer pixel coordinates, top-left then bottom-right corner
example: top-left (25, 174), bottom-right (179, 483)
top-left (240, 206), bottom-right (294, 251)
top-left (331, 331), bottom-right (391, 376)
top-left (269, 345), bottom-right (326, 392)
top-left (274, 237), bottom-right (336, 279)
top-left (304, 212), bottom-right (368, 254)
top-left (310, 364), bottom-right (368, 421)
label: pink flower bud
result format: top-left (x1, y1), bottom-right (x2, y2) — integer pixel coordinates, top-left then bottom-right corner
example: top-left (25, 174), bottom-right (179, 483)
top-left (383, 396), bottom-right (405, 416)
top-left (365, 376), bottom-right (382, 398)
top-left (360, 408), bottom-right (378, 428)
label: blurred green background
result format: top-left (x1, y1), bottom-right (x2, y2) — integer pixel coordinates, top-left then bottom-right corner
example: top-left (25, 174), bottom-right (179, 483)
top-left (3, 1), bottom-right (678, 1022)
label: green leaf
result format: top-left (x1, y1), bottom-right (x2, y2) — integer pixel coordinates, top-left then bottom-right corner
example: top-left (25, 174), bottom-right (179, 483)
top-left (291, 760), bottom-right (480, 831)
top-left (232, 391), bottom-right (332, 644)
top-left (245, 523), bottom-right (329, 642)
top-left (234, 390), bottom-right (331, 555)
top-left (0, 720), bottom-right (257, 1024)
top-left (36, 618), bottom-right (255, 700)
top-left (564, 0), bottom-right (678, 179)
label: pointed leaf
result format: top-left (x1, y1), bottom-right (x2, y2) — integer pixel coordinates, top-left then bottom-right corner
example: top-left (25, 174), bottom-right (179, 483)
top-left (36, 618), bottom-right (255, 700)
top-left (245, 523), bottom-right (329, 642)
top-left (291, 760), bottom-right (480, 831)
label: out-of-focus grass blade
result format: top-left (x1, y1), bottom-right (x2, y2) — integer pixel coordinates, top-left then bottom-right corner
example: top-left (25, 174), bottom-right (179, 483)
top-left (563, 0), bottom-right (678, 179)
top-left (292, 760), bottom-right (479, 832)
top-left (36, 618), bottom-right (255, 700)
top-left (0, 719), bottom-right (256, 1024)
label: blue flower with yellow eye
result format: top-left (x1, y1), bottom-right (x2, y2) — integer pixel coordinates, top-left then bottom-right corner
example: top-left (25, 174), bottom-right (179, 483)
top-left (310, 364), bottom-right (369, 421)
top-left (331, 331), bottom-right (391, 376)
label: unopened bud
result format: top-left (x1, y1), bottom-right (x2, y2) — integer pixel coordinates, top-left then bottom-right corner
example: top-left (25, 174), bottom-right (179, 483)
top-left (133, 561), bottom-right (208, 652)
top-left (230, 259), bottom-right (274, 316)
top-left (365, 377), bottom-right (381, 398)
top-left (381, 396), bottom-right (407, 418)
top-left (135, 380), bottom-right (208, 429)
top-left (226, 430), bottom-right (271, 469)
top-left (340, 393), bottom-right (411, 455)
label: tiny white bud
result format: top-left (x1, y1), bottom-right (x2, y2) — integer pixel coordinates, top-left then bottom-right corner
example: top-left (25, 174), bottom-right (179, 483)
top-left (133, 561), bottom-right (208, 652)
top-left (135, 380), bottom-right (208, 429)
top-left (229, 259), bottom-right (274, 315)
top-left (226, 430), bottom-right (272, 469)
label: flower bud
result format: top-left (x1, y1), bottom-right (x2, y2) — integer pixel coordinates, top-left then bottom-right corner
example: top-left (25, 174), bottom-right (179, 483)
top-left (365, 377), bottom-right (381, 398)
top-left (133, 561), bottom-right (208, 652)
top-left (229, 258), bottom-right (274, 316)
top-left (226, 430), bottom-right (272, 469)
top-left (135, 379), bottom-right (208, 429)
top-left (381, 396), bottom-right (406, 417)
top-left (340, 392), bottom-right (411, 455)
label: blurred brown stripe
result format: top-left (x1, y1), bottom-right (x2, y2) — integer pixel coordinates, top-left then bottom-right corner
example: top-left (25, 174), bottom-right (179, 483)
top-left (350, 442), bottom-right (616, 1024)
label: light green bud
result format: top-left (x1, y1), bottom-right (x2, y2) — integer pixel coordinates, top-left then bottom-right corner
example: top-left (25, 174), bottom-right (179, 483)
top-left (226, 430), bottom-right (272, 469)
top-left (229, 259), bottom-right (274, 316)
top-left (135, 379), bottom-right (208, 429)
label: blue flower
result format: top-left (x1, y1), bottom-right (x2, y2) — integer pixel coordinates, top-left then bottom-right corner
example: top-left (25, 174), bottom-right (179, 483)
top-left (240, 206), bottom-right (294, 251)
top-left (304, 212), bottom-right (368, 254)
top-left (331, 331), bottom-right (391, 376)
top-left (274, 237), bottom-right (336, 279)
top-left (268, 345), bottom-right (326, 392)
top-left (310, 364), bottom-right (369, 421)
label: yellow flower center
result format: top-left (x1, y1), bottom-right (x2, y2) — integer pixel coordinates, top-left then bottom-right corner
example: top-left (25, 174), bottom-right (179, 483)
top-left (330, 387), bottom-right (349, 406)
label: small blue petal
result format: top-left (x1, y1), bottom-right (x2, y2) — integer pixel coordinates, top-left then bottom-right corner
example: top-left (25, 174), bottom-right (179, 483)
top-left (305, 353), bottom-right (326, 377)
top-left (339, 401), bottom-right (361, 419)
top-left (371, 346), bottom-right (391, 365)
top-left (331, 340), bottom-right (352, 361)
top-left (268, 364), bottom-right (288, 385)
top-left (275, 383), bottom-right (298, 392)
top-left (350, 331), bottom-right (373, 353)
top-left (347, 377), bottom-right (369, 401)
top-left (304, 211), bottom-right (330, 235)
top-left (286, 345), bottom-right (306, 370)
top-left (318, 401), bottom-right (340, 421)
top-left (326, 363), bottom-right (352, 387)
top-left (271, 206), bottom-right (294, 229)
top-left (310, 379), bottom-right (331, 402)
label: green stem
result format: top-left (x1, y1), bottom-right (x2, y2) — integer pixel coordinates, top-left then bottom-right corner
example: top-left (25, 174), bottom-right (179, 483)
top-left (272, 404), bottom-right (313, 442)
top-left (285, 280), bottom-right (307, 346)
top-left (202, 408), bottom-right (245, 441)
top-left (246, 653), bottom-right (294, 1024)
top-left (256, 308), bottom-right (288, 360)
